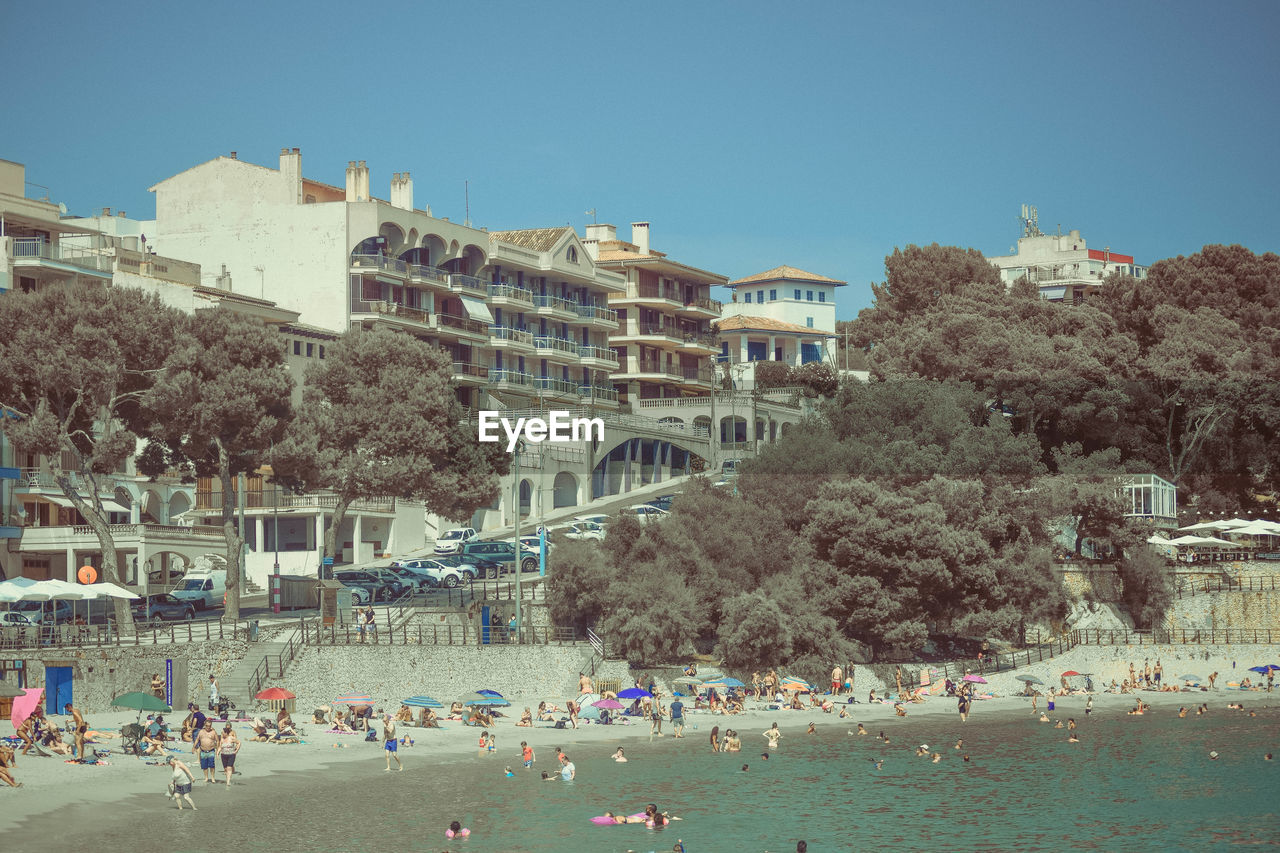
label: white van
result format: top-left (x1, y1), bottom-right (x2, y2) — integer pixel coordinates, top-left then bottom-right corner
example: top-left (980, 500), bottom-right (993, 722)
top-left (171, 570), bottom-right (227, 610)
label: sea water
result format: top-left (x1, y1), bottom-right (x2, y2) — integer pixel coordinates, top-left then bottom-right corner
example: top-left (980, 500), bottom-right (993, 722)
top-left (38, 705), bottom-right (1280, 852)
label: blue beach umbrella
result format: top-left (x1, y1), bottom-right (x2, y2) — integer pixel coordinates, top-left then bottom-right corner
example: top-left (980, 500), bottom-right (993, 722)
top-left (617, 687), bottom-right (650, 699)
top-left (704, 676), bottom-right (745, 689)
top-left (403, 696), bottom-right (444, 708)
top-left (476, 689), bottom-right (504, 697)
top-left (458, 692), bottom-right (510, 707)
top-left (1248, 664), bottom-right (1279, 674)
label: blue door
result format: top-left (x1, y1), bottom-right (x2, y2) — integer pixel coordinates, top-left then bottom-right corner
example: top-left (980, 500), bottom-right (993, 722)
top-left (45, 666), bottom-right (73, 714)
top-left (480, 605), bottom-right (491, 645)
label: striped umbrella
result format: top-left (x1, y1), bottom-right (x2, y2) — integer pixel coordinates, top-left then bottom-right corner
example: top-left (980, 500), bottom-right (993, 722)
top-left (335, 693), bottom-right (373, 705)
top-left (476, 689), bottom-right (504, 697)
top-left (457, 692), bottom-right (510, 707)
top-left (703, 676), bottom-right (745, 689)
top-left (402, 696), bottom-right (443, 708)
top-left (779, 676), bottom-right (812, 692)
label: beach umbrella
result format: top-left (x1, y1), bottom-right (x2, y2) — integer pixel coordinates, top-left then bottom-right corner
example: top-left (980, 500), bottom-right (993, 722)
top-left (962, 674), bottom-right (988, 684)
top-left (704, 676), bottom-right (745, 689)
top-left (1016, 675), bottom-right (1045, 685)
top-left (617, 687), bottom-right (650, 699)
top-left (0, 681), bottom-right (24, 699)
top-left (10, 687), bottom-right (43, 731)
top-left (335, 693), bottom-right (373, 705)
top-left (592, 698), bottom-right (624, 710)
top-left (1177, 674), bottom-right (1203, 683)
top-left (1061, 670), bottom-right (1083, 677)
top-left (671, 676), bottom-right (703, 686)
top-left (1248, 664), bottom-right (1279, 674)
top-left (111, 691), bottom-right (171, 713)
top-left (475, 689), bottom-right (504, 697)
top-left (402, 696), bottom-right (444, 708)
top-left (457, 692), bottom-right (510, 707)
top-left (254, 687), bottom-right (296, 701)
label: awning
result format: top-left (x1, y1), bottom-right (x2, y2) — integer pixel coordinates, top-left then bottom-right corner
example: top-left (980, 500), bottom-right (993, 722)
top-left (1040, 286), bottom-right (1066, 300)
top-left (38, 494), bottom-right (129, 511)
top-left (459, 296), bottom-right (494, 324)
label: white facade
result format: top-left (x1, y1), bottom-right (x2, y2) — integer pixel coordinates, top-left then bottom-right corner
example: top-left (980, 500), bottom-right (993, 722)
top-left (987, 227), bottom-right (1147, 303)
top-left (725, 264), bottom-right (843, 333)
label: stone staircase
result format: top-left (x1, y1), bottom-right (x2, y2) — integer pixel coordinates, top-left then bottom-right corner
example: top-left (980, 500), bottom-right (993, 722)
top-left (218, 632), bottom-right (298, 711)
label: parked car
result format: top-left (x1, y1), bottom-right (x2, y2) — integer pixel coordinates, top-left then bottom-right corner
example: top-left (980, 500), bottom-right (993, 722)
top-left (720, 459), bottom-right (741, 479)
top-left (333, 570), bottom-right (392, 605)
top-left (560, 520), bottom-right (606, 541)
top-left (573, 514), bottom-right (610, 527)
top-left (147, 567), bottom-right (187, 586)
top-left (423, 555), bottom-right (480, 582)
top-left (171, 571), bottom-right (227, 610)
top-left (0, 611), bottom-right (38, 629)
top-left (131, 593), bottom-right (196, 623)
top-left (646, 494), bottom-right (676, 512)
top-left (10, 600), bottom-right (73, 625)
top-left (363, 568), bottom-right (410, 599)
top-left (459, 540), bottom-right (540, 577)
top-left (621, 504), bottom-right (669, 525)
top-left (434, 527), bottom-right (478, 555)
top-left (385, 564), bottom-right (436, 592)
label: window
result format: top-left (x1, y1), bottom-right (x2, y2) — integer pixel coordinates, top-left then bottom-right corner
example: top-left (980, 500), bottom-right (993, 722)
top-left (319, 345), bottom-right (326, 359)
top-left (806, 317), bottom-right (814, 327)
top-left (818, 292), bottom-right (826, 303)
top-left (293, 340), bottom-right (301, 356)
top-left (757, 290), bottom-right (764, 303)
top-left (306, 343), bottom-right (314, 358)
top-left (806, 291), bottom-right (813, 302)
top-left (794, 289), bottom-right (801, 300)
top-left (769, 289), bottom-right (776, 300)
top-left (567, 246), bottom-right (578, 263)
top-left (745, 292), bottom-right (752, 303)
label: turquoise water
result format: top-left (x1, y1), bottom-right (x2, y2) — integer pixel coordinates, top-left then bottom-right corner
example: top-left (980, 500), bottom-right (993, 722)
top-left (32, 704), bottom-right (1280, 852)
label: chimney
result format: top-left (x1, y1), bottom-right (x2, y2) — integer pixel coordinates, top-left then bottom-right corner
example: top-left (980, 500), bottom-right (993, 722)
top-left (357, 161), bottom-right (370, 202)
top-left (631, 221), bottom-right (650, 255)
top-left (101, 207), bottom-right (111, 217)
top-left (582, 237), bottom-right (599, 261)
top-left (279, 147), bottom-right (302, 204)
top-left (117, 211), bottom-right (125, 218)
top-left (390, 172), bottom-right (414, 211)
top-left (584, 223), bottom-right (616, 243)
top-left (345, 161), bottom-right (359, 201)
top-left (229, 151), bottom-right (237, 160)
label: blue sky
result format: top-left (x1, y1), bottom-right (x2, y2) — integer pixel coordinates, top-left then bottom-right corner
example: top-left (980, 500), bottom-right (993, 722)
top-left (3, 0), bottom-right (1277, 318)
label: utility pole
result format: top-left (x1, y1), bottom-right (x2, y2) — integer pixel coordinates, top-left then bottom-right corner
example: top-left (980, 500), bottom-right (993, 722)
top-left (512, 440), bottom-right (525, 643)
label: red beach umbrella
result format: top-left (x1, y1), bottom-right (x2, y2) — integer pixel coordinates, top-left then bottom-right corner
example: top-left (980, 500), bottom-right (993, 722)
top-left (1061, 671), bottom-right (1083, 677)
top-left (255, 687), bottom-right (297, 701)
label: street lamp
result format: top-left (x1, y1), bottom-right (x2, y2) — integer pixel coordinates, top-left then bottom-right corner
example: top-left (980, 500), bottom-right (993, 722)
top-left (511, 439), bottom-right (527, 644)
top-left (271, 440), bottom-right (280, 614)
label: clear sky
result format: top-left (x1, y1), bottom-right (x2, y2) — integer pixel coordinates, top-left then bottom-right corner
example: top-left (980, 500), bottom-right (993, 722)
top-left (3, 0), bottom-right (1277, 318)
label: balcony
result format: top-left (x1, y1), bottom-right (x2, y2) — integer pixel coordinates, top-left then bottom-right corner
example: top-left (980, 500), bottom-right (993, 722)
top-left (616, 322), bottom-right (682, 345)
top-left (355, 300), bottom-right (431, 330)
top-left (408, 263), bottom-right (450, 288)
top-left (489, 325), bottom-right (535, 351)
top-left (533, 376), bottom-right (580, 397)
top-left (451, 362), bottom-right (489, 385)
top-left (622, 358), bottom-right (682, 382)
top-left (448, 272), bottom-right (488, 295)
top-left (678, 332), bottom-right (720, 352)
top-left (575, 303), bottom-right (619, 328)
top-left (532, 294), bottom-right (578, 320)
top-left (17, 522), bottom-right (224, 550)
top-left (534, 336), bottom-right (580, 362)
top-left (350, 253), bottom-right (408, 278)
top-left (682, 365), bottom-right (716, 385)
top-left (615, 283), bottom-right (682, 307)
top-left (489, 369), bottom-right (533, 390)
top-left (487, 284), bottom-right (535, 307)
top-left (577, 345), bottom-right (620, 369)
top-left (433, 313), bottom-right (488, 339)
top-left (678, 295), bottom-right (724, 317)
top-left (577, 385), bottom-right (619, 404)
top-left (10, 237), bottom-right (113, 277)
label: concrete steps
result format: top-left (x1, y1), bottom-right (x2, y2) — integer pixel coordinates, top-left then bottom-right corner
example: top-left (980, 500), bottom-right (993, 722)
top-left (218, 636), bottom-right (294, 710)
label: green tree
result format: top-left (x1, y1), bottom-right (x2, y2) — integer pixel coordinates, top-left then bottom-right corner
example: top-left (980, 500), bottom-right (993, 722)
top-left (1114, 545), bottom-right (1173, 630)
top-left (544, 539), bottom-right (610, 634)
top-left (272, 327), bottom-right (508, 572)
top-left (139, 307), bottom-right (294, 620)
top-left (0, 284), bottom-right (183, 631)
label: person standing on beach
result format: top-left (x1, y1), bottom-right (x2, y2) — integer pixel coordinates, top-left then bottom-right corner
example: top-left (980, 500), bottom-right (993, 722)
top-left (670, 696), bottom-right (685, 738)
top-left (65, 703), bottom-right (87, 759)
top-left (166, 756), bottom-right (197, 810)
top-left (1209, 672), bottom-right (1218, 689)
top-left (578, 672), bottom-right (592, 694)
top-left (151, 673), bottom-right (166, 700)
top-left (1154, 660), bottom-right (1163, 687)
top-left (208, 675), bottom-right (220, 712)
top-left (193, 720), bottom-right (219, 783)
top-left (383, 714), bottom-right (402, 771)
top-left (1129, 662), bottom-right (1137, 689)
top-left (219, 725), bottom-right (240, 785)
top-left (957, 692), bottom-right (969, 723)
top-left (831, 665), bottom-right (843, 696)
top-left (895, 666), bottom-right (904, 697)
top-left (650, 694), bottom-right (664, 736)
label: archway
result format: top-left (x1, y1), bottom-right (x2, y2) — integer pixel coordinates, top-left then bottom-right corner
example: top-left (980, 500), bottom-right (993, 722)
top-left (552, 471), bottom-right (579, 508)
top-left (168, 491), bottom-right (192, 521)
top-left (519, 479), bottom-right (533, 518)
top-left (658, 416), bottom-right (685, 428)
top-left (720, 415), bottom-right (747, 444)
top-left (378, 222), bottom-right (408, 256)
top-left (780, 422), bottom-right (793, 437)
top-left (692, 415), bottom-right (712, 436)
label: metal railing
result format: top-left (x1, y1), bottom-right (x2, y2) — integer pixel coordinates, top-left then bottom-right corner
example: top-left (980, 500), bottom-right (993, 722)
top-left (1176, 575), bottom-right (1280, 598)
top-left (451, 362), bottom-right (489, 380)
top-left (490, 369), bottom-right (533, 387)
top-left (196, 492), bottom-right (395, 512)
top-left (577, 385), bottom-right (619, 403)
top-left (576, 304), bottom-right (618, 323)
top-left (302, 620), bottom-right (577, 647)
top-left (637, 323), bottom-right (679, 338)
top-left (435, 313), bottom-right (488, 335)
top-left (448, 273), bottom-right (488, 294)
top-left (533, 336), bottom-right (579, 357)
top-left (632, 358), bottom-right (681, 378)
top-left (0, 617), bottom-right (246, 651)
top-left (681, 333), bottom-right (719, 348)
top-left (408, 263), bottom-right (450, 284)
top-left (578, 345), bottom-right (619, 365)
top-left (626, 284), bottom-right (681, 302)
top-left (366, 301), bottom-right (430, 324)
top-left (487, 284), bottom-right (534, 303)
top-left (10, 237), bottom-right (114, 273)
top-left (1075, 628), bottom-right (1278, 645)
top-left (534, 376), bottom-right (578, 395)
top-left (683, 296), bottom-right (723, 312)
top-left (350, 253), bottom-right (408, 275)
top-left (532, 294), bottom-right (576, 313)
top-left (246, 630), bottom-right (301, 700)
top-left (489, 326), bottom-right (535, 346)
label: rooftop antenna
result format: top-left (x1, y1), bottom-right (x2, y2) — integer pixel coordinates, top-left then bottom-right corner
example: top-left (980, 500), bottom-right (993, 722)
top-left (1019, 204), bottom-right (1043, 238)
top-left (586, 208), bottom-right (598, 224)
top-left (464, 180), bottom-right (471, 227)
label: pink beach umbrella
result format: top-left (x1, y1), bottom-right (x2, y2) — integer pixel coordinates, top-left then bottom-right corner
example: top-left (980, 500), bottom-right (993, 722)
top-left (592, 698), bottom-right (625, 710)
top-left (962, 674), bottom-right (988, 684)
top-left (10, 687), bottom-right (44, 731)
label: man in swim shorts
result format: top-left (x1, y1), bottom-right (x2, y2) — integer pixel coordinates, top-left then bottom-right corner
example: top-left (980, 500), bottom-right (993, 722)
top-left (192, 719), bottom-right (219, 782)
top-left (384, 714), bottom-right (402, 771)
top-left (669, 697), bottom-right (684, 738)
top-left (64, 703), bottom-right (88, 759)
top-left (521, 741), bottom-right (534, 768)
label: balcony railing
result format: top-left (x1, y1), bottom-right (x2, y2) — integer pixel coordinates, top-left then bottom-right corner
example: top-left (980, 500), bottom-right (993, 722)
top-left (534, 376), bottom-right (579, 395)
top-left (489, 326), bottom-right (534, 346)
top-left (577, 385), bottom-right (619, 402)
top-left (452, 362), bottom-right (489, 380)
top-left (575, 304), bottom-right (619, 323)
top-left (490, 369), bottom-right (533, 387)
top-left (681, 332), bottom-right (719, 348)
top-left (10, 237), bottom-right (113, 274)
top-left (366, 301), bottom-right (430, 325)
top-left (195, 491), bottom-right (395, 512)
top-left (683, 366), bottom-right (715, 382)
top-left (408, 263), bottom-right (450, 284)
top-left (436, 313), bottom-right (488, 335)
top-left (637, 323), bottom-right (679, 338)
top-left (626, 283), bottom-right (681, 302)
top-left (632, 358), bottom-right (681, 379)
top-left (534, 336), bottom-right (579, 357)
top-left (577, 345), bottom-right (620, 366)
top-left (487, 284), bottom-right (535, 303)
top-left (533, 294), bottom-right (577, 313)
top-left (448, 273), bottom-right (488, 294)
top-left (683, 296), bottom-right (723, 313)
top-left (350, 253), bottom-right (408, 275)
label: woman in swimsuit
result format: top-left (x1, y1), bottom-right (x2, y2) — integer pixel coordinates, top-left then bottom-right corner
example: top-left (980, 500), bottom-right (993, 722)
top-left (710, 725), bottom-right (720, 752)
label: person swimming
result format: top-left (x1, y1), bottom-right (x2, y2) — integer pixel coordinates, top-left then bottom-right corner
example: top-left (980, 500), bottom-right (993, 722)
top-left (954, 739), bottom-right (964, 749)
top-left (611, 748), bottom-right (628, 762)
top-left (857, 724), bottom-right (868, 735)
top-left (446, 821), bottom-right (470, 839)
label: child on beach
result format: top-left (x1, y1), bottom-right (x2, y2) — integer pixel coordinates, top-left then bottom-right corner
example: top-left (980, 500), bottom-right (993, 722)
top-left (521, 741), bottom-right (534, 768)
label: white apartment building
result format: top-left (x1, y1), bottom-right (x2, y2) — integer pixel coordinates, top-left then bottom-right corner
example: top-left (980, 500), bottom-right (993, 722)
top-left (987, 207), bottom-right (1147, 303)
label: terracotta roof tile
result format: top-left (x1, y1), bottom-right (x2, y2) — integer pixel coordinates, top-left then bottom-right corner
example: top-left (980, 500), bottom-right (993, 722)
top-left (489, 227), bottom-right (573, 253)
top-left (727, 265), bottom-right (846, 287)
top-left (717, 314), bottom-right (833, 335)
